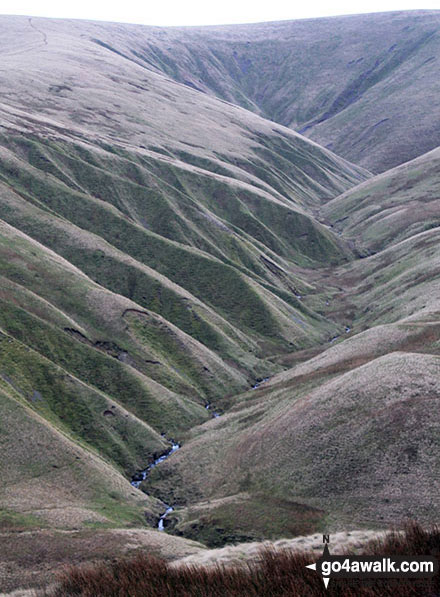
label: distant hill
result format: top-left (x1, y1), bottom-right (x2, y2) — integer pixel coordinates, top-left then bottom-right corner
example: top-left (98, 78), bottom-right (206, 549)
top-left (47, 10), bottom-right (440, 173)
top-left (323, 146), bottom-right (440, 252)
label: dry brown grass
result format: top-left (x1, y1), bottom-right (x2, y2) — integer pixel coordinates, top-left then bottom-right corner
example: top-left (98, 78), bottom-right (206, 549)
top-left (0, 528), bottom-right (204, 594)
top-left (174, 529), bottom-right (388, 568)
top-left (147, 351), bottom-right (440, 537)
top-left (51, 522), bottom-right (440, 596)
top-left (270, 319), bottom-right (440, 388)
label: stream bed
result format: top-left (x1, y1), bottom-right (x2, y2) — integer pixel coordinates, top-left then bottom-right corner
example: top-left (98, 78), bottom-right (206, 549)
top-left (130, 442), bottom-right (181, 490)
top-left (130, 441), bottom-right (180, 531)
top-left (130, 404), bottom-right (222, 530)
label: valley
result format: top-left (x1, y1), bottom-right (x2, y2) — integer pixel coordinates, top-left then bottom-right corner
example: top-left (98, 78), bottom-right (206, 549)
top-left (0, 9), bottom-right (439, 594)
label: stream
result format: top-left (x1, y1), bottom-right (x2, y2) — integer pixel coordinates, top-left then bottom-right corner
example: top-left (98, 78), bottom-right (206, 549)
top-left (130, 441), bottom-right (181, 490)
top-left (129, 344), bottom-right (345, 528)
top-left (158, 506), bottom-right (174, 531)
top-left (329, 325), bottom-right (352, 343)
top-left (131, 377), bottom-right (273, 530)
top-left (130, 404), bottom-right (222, 530)
top-left (205, 402), bottom-right (220, 418)
top-left (130, 441), bottom-right (181, 531)
top-left (252, 376), bottom-right (270, 389)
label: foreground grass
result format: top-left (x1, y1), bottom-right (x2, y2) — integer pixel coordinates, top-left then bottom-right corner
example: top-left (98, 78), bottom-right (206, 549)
top-left (54, 523), bottom-right (440, 596)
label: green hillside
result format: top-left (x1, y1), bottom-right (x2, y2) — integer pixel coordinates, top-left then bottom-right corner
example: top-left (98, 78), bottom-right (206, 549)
top-left (0, 13), bottom-right (369, 543)
top-left (137, 148), bottom-right (440, 545)
top-left (323, 146), bottom-right (440, 252)
top-left (143, 217), bottom-right (440, 544)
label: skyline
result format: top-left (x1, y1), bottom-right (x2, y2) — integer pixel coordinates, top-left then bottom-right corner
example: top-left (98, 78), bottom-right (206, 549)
top-left (1, 1), bottom-right (439, 27)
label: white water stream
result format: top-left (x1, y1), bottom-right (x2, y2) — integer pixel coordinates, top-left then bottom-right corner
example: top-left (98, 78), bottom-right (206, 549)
top-left (130, 404), bottom-right (223, 530)
top-left (130, 442), bottom-right (181, 490)
top-left (130, 442), bottom-right (180, 531)
top-left (158, 506), bottom-right (174, 531)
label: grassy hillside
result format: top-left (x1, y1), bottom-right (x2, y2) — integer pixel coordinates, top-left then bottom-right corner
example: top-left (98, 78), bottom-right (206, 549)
top-left (0, 379), bottom-right (165, 530)
top-left (322, 147), bottom-right (440, 253)
top-left (144, 315), bottom-right (440, 545)
top-left (0, 13), bottom-right (370, 552)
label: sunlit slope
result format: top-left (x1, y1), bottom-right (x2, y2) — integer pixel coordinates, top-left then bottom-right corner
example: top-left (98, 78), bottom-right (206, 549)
top-left (322, 147), bottom-right (440, 254)
top-left (56, 10), bottom-right (440, 173)
top-left (0, 15), bottom-right (367, 190)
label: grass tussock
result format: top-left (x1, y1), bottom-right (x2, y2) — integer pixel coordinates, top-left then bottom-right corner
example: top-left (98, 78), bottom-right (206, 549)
top-left (54, 523), bottom-right (440, 596)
